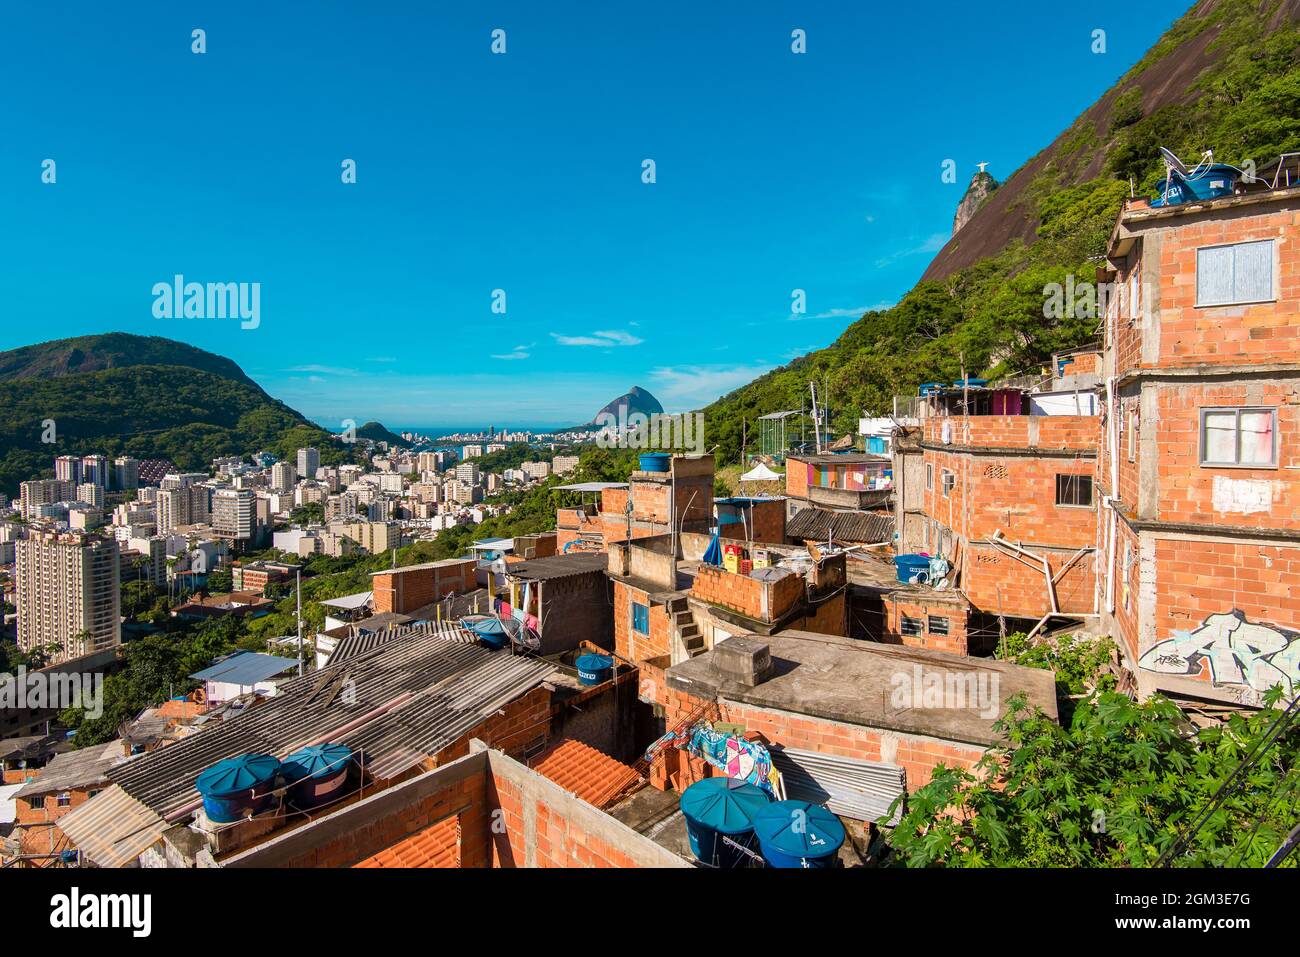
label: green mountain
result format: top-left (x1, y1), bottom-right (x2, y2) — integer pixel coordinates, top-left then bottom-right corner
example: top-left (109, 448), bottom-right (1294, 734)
top-left (0, 334), bottom-right (346, 495)
top-left (703, 0), bottom-right (1300, 461)
top-left (353, 421), bottom-right (412, 447)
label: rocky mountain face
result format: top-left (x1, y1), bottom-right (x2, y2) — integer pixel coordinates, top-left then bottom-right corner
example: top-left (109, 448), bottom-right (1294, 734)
top-left (952, 170), bottom-right (998, 235)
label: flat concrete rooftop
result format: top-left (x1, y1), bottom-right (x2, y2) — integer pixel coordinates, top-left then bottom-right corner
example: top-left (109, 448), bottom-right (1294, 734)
top-left (665, 630), bottom-right (1057, 748)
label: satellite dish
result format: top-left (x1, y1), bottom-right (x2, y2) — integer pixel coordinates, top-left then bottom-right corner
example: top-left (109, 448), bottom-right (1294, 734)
top-left (1159, 146), bottom-right (1189, 176)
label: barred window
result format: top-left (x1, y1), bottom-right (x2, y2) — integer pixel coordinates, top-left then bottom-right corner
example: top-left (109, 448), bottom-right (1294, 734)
top-left (900, 615), bottom-right (924, 637)
top-left (928, 615), bottom-right (950, 636)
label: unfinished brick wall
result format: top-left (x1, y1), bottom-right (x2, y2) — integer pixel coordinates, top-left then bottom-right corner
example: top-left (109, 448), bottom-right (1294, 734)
top-left (649, 678), bottom-right (985, 791)
top-left (263, 770), bottom-right (492, 868)
top-left (923, 414), bottom-right (1098, 450)
top-left (372, 560), bottom-right (477, 614)
top-left (488, 772), bottom-right (649, 868)
top-left (1148, 537), bottom-right (1300, 670)
top-left (718, 499), bottom-right (787, 545)
top-left (1148, 380), bottom-right (1300, 530)
top-left (690, 565), bottom-right (804, 623)
top-left (784, 460), bottom-right (810, 500)
top-left (883, 596), bottom-right (970, 655)
top-left (1141, 206), bottom-right (1300, 368)
top-left (961, 541), bottom-right (1096, 619)
top-left (613, 579), bottom-right (672, 662)
top-left (436, 686), bottom-right (553, 766)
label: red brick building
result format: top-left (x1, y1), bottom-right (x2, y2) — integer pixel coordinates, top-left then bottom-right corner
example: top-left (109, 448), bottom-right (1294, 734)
top-left (917, 382), bottom-right (1100, 627)
top-left (371, 558), bottom-right (477, 615)
top-left (1096, 182), bottom-right (1300, 706)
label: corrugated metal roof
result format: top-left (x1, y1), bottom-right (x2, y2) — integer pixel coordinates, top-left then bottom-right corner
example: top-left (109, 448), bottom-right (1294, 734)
top-left (104, 635), bottom-right (555, 820)
top-left (786, 507), bottom-right (895, 544)
top-left (329, 621), bottom-right (479, 666)
top-left (13, 741), bottom-right (130, 798)
top-left (190, 652), bottom-right (298, 686)
top-left (770, 745), bottom-right (907, 825)
top-left (54, 784), bottom-right (167, 868)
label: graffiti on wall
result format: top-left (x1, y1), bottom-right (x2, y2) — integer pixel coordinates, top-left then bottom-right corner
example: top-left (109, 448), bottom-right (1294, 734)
top-left (1139, 610), bottom-right (1300, 696)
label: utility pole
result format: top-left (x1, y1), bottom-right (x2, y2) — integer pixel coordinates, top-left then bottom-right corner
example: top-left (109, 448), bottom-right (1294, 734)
top-left (296, 567), bottom-right (304, 677)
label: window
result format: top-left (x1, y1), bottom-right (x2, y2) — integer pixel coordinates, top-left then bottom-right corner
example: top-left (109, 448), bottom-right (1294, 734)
top-left (926, 463), bottom-right (934, 490)
top-left (928, 615), bottom-right (950, 636)
top-left (941, 470), bottom-right (955, 498)
top-left (1197, 240), bottom-right (1274, 306)
top-left (1056, 474), bottom-right (1094, 508)
top-left (56, 792), bottom-right (72, 808)
top-left (1126, 404), bottom-right (1138, 463)
top-left (900, 615), bottom-right (924, 637)
top-left (1201, 408), bottom-right (1277, 467)
top-left (632, 602), bottom-right (650, 635)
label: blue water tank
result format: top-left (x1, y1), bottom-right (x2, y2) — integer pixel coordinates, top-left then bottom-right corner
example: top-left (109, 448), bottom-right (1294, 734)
top-left (680, 778), bottom-right (771, 868)
top-left (894, 553), bottom-right (931, 584)
top-left (462, 617), bottom-right (510, 649)
top-left (195, 753), bottom-right (281, 823)
top-left (639, 453), bottom-right (671, 473)
top-left (752, 800), bottom-right (845, 868)
top-left (282, 743), bottom-right (354, 809)
top-left (575, 653), bottom-right (614, 686)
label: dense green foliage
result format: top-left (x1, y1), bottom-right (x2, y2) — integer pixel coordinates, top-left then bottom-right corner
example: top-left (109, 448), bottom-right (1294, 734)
top-left (702, 0), bottom-right (1300, 463)
top-left (884, 688), bottom-right (1300, 867)
top-left (997, 631), bottom-right (1118, 698)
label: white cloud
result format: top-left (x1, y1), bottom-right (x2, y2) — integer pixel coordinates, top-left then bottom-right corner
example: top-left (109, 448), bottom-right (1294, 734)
top-left (551, 329), bottom-right (643, 348)
top-left (285, 364), bottom-right (359, 376)
top-left (649, 363), bottom-right (775, 409)
top-left (491, 343), bottom-right (533, 361)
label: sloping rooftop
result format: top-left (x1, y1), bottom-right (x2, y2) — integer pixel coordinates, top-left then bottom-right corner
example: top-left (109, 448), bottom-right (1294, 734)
top-left (506, 552), bottom-right (609, 581)
top-left (352, 815), bottom-right (460, 868)
top-left (319, 590), bottom-right (373, 610)
top-left (786, 507), bottom-right (895, 545)
top-left (190, 651), bottom-right (299, 686)
top-left (328, 620), bottom-right (478, 666)
top-left (527, 739), bottom-right (644, 810)
top-left (104, 636), bottom-right (555, 819)
top-left (14, 741), bottom-right (129, 798)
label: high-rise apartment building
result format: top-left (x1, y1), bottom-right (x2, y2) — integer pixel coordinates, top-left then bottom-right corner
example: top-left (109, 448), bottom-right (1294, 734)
top-left (19, 479), bottom-right (74, 519)
top-left (54, 455), bottom-right (82, 485)
top-left (156, 484), bottom-right (212, 534)
top-left (297, 447), bottom-right (321, 481)
top-left (16, 531), bottom-right (121, 664)
top-left (114, 456), bottom-right (140, 492)
top-left (81, 454), bottom-right (109, 488)
top-left (271, 461), bottom-right (298, 493)
top-left (213, 487), bottom-right (256, 541)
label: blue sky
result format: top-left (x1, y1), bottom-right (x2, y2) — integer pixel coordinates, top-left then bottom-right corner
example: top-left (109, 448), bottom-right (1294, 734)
top-left (1, 1), bottom-right (1191, 429)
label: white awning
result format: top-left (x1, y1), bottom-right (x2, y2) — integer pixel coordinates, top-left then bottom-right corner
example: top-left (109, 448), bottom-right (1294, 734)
top-left (740, 463), bottom-right (784, 482)
top-left (319, 591), bottom-right (373, 610)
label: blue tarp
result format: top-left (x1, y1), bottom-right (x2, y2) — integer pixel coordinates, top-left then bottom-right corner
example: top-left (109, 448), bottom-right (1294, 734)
top-left (702, 533), bottom-right (723, 567)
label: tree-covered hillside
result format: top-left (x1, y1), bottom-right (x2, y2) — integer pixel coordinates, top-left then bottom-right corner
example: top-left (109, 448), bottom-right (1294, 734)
top-left (702, 0), bottom-right (1300, 463)
top-left (0, 335), bottom-right (350, 494)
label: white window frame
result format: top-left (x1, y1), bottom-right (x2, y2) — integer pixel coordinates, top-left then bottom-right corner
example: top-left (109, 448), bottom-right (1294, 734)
top-left (1195, 239), bottom-right (1276, 308)
top-left (1199, 407), bottom-right (1279, 469)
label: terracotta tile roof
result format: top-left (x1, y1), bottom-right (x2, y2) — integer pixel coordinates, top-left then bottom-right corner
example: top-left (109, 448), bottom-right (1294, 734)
top-left (156, 699), bottom-right (205, 720)
top-left (353, 815), bottom-right (459, 868)
top-left (528, 739), bottom-right (644, 810)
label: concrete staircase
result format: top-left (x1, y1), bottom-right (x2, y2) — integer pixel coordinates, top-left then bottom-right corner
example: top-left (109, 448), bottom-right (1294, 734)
top-left (669, 596), bottom-right (706, 661)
